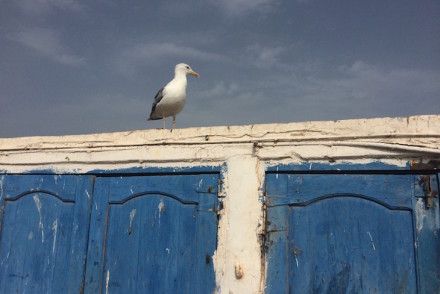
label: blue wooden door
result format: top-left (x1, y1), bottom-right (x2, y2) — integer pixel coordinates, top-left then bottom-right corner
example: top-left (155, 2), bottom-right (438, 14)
top-left (0, 175), bottom-right (93, 293)
top-left (83, 173), bottom-right (219, 294)
top-left (265, 173), bottom-right (440, 293)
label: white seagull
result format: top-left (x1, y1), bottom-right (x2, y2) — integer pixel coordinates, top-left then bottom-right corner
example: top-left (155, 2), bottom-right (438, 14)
top-left (148, 63), bottom-right (199, 129)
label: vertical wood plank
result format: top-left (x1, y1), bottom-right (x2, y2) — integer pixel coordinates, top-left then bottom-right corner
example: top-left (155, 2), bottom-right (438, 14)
top-left (265, 205), bottom-right (288, 293)
top-left (194, 209), bottom-right (218, 294)
top-left (66, 176), bottom-right (95, 294)
top-left (0, 175), bottom-right (93, 294)
top-left (83, 177), bottom-right (109, 294)
top-left (415, 174), bottom-right (440, 293)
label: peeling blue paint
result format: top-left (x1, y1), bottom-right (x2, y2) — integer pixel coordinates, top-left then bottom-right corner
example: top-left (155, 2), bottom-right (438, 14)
top-left (266, 161), bottom-right (411, 172)
top-left (0, 170), bottom-right (220, 293)
top-left (265, 168), bottom-right (440, 293)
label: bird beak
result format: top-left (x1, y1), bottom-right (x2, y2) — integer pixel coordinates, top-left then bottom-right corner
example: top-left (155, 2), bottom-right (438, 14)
top-left (191, 71), bottom-right (199, 77)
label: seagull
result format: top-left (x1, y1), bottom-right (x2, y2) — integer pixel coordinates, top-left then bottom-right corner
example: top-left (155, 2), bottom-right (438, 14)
top-left (148, 63), bottom-right (199, 129)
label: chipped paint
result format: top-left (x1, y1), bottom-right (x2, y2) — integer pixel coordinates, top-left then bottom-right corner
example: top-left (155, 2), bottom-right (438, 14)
top-left (105, 270), bottom-right (110, 294)
top-left (158, 200), bottom-right (165, 225)
top-left (158, 200), bottom-right (165, 213)
top-left (52, 219), bottom-right (58, 254)
top-left (213, 156), bottom-right (263, 294)
top-left (415, 198), bottom-right (427, 235)
top-left (1, 115), bottom-right (438, 174)
top-left (85, 189), bottom-right (90, 200)
top-left (0, 251), bottom-right (10, 266)
top-left (367, 231), bottom-right (376, 251)
top-left (0, 175), bottom-right (4, 201)
top-left (414, 196), bottom-right (439, 249)
top-left (33, 195), bottom-right (44, 243)
top-left (129, 209), bottom-right (136, 235)
top-left (129, 209), bottom-right (136, 224)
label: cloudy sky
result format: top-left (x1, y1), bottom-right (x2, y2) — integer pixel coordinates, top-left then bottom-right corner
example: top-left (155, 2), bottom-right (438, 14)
top-left (1, 0), bottom-right (439, 137)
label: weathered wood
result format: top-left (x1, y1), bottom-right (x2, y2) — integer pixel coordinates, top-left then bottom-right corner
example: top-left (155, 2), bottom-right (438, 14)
top-left (83, 174), bottom-right (218, 294)
top-left (0, 175), bottom-right (93, 294)
top-left (265, 173), bottom-right (440, 293)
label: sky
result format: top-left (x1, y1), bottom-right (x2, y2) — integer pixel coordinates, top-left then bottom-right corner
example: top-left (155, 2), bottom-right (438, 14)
top-left (0, 0), bottom-right (439, 137)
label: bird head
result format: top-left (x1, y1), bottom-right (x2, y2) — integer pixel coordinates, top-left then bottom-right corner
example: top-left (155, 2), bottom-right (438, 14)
top-left (175, 63), bottom-right (199, 77)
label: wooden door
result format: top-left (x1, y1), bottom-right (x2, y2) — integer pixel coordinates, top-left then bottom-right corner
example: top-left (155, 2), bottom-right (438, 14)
top-left (83, 173), bottom-right (219, 293)
top-left (265, 172), bottom-right (440, 293)
top-left (0, 175), bottom-right (93, 293)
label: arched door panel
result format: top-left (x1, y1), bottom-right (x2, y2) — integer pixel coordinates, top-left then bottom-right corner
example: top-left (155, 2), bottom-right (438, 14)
top-left (84, 174), bottom-right (219, 294)
top-left (0, 175), bottom-right (93, 294)
top-left (265, 173), bottom-right (439, 293)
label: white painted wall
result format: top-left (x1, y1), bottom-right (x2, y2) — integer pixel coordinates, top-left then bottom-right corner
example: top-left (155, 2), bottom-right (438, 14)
top-left (1, 115), bottom-right (439, 293)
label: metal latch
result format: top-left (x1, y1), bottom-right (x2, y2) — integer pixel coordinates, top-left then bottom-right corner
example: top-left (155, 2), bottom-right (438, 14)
top-left (416, 175), bottom-right (438, 209)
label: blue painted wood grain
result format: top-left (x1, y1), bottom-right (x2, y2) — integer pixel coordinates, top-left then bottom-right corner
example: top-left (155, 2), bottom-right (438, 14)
top-left (83, 174), bottom-right (218, 294)
top-left (266, 161), bottom-right (411, 172)
top-left (265, 172), bottom-right (440, 293)
top-left (1, 165), bottom-right (224, 176)
top-left (0, 175), bottom-right (93, 294)
top-left (83, 177), bottom-right (109, 293)
top-left (413, 173), bottom-right (440, 293)
top-left (267, 174), bottom-right (415, 208)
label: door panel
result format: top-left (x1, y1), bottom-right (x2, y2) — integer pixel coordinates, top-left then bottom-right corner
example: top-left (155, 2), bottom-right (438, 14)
top-left (265, 173), bottom-right (440, 293)
top-left (0, 175), bottom-right (93, 294)
top-left (84, 174), bottom-right (218, 294)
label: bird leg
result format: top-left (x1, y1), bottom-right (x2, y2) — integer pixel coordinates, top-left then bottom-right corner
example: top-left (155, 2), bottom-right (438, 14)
top-left (162, 116), bottom-right (166, 129)
top-left (173, 116), bottom-right (176, 129)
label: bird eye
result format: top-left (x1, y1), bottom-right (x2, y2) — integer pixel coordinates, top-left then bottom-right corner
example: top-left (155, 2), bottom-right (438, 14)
top-left (186, 66), bottom-right (190, 69)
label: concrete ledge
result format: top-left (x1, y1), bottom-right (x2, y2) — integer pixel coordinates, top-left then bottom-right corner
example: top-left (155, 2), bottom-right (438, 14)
top-left (1, 115), bottom-right (439, 173)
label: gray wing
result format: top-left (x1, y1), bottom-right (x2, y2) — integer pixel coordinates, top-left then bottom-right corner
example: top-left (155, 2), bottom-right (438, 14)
top-left (148, 87), bottom-right (165, 120)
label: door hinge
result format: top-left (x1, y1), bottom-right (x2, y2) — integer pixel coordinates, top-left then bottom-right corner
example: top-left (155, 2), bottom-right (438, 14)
top-left (415, 175), bottom-right (438, 209)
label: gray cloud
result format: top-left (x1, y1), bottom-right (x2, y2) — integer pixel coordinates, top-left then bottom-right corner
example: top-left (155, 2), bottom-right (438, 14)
top-left (213, 0), bottom-right (280, 16)
top-left (116, 42), bottom-right (228, 75)
top-left (191, 60), bottom-right (440, 124)
top-left (0, 0), bottom-right (438, 137)
top-left (10, 27), bottom-right (85, 66)
top-left (197, 81), bottom-right (239, 98)
top-left (245, 45), bottom-right (292, 69)
top-left (14, 0), bottom-right (83, 15)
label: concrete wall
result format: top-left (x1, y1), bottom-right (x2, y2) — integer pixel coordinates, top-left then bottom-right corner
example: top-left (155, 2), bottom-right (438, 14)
top-left (1, 115), bottom-right (440, 293)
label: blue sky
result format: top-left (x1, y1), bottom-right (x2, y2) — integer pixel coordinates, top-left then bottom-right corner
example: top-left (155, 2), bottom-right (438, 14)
top-left (1, 0), bottom-right (439, 137)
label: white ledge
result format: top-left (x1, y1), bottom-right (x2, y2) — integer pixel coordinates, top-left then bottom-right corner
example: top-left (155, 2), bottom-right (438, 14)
top-left (0, 115), bottom-right (439, 173)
